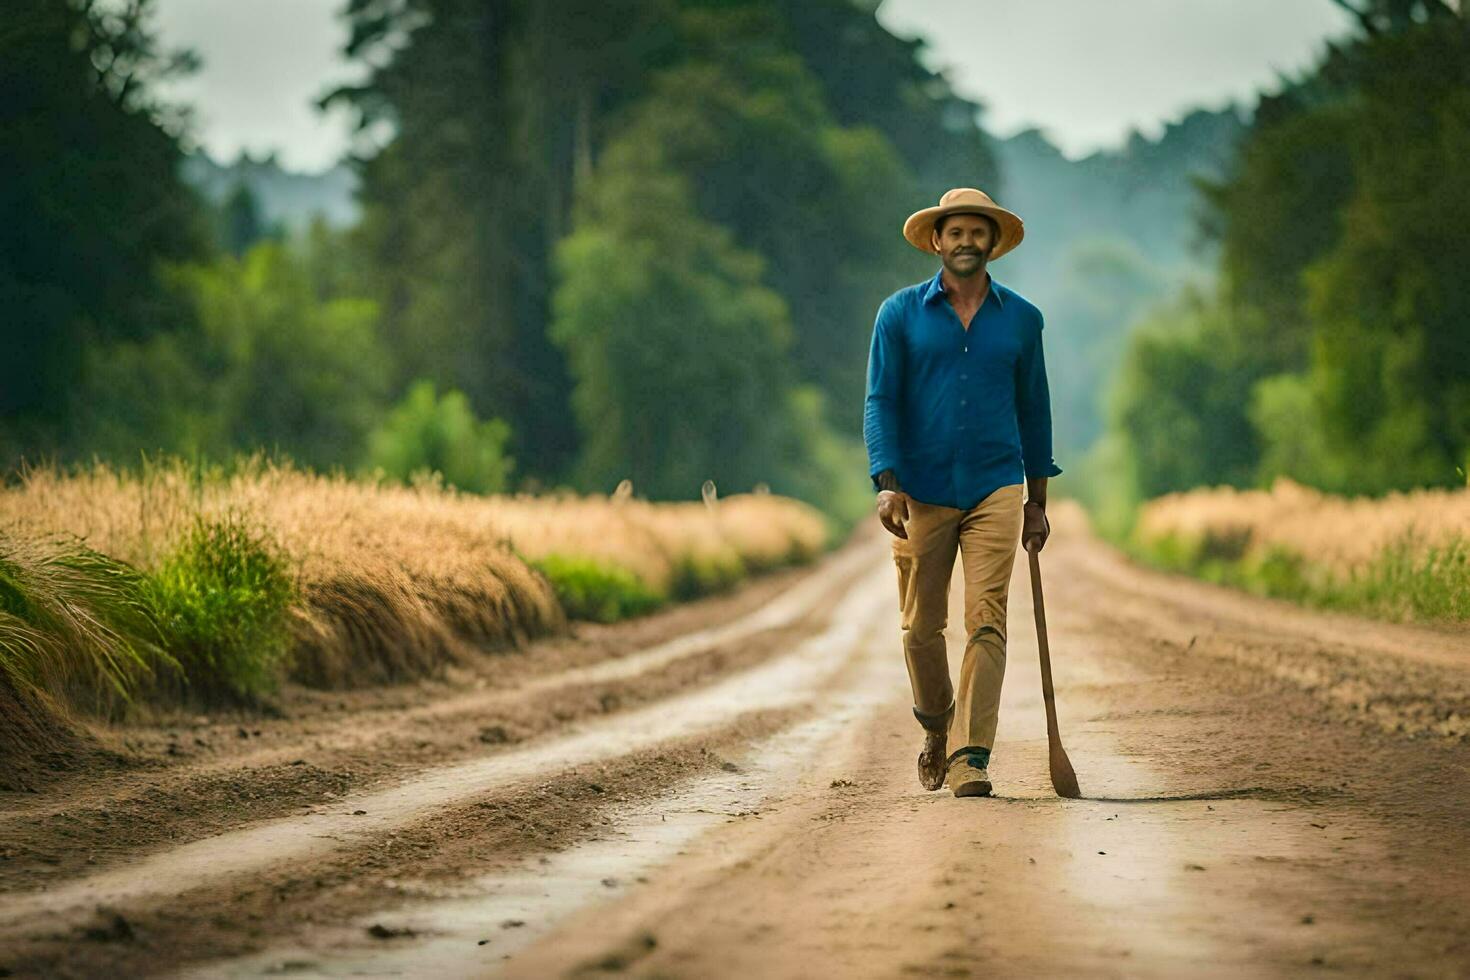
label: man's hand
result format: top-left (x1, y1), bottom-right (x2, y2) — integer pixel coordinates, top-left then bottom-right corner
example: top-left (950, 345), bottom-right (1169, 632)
top-left (1022, 499), bottom-right (1050, 553)
top-left (877, 489), bottom-right (911, 539)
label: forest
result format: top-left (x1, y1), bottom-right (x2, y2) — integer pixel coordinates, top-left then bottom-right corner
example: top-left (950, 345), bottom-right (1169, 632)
top-left (3, 0), bottom-right (1467, 536)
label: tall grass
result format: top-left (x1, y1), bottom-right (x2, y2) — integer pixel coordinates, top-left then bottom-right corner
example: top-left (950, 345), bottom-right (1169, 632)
top-left (1129, 478), bottom-right (1470, 624)
top-left (143, 513), bottom-right (298, 705)
top-left (0, 455), bottom-right (832, 726)
top-left (1338, 534), bottom-right (1470, 622)
top-left (528, 554), bottom-right (665, 623)
top-left (0, 530), bottom-right (167, 718)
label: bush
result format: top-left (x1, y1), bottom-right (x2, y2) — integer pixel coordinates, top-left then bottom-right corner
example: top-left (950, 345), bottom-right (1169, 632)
top-left (1124, 530), bottom-right (1199, 572)
top-left (1243, 545), bottom-right (1313, 601)
top-left (366, 380), bottom-right (515, 494)
top-left (144, 514), bottom-right (297, 704)
top-left (765, 384), bottom-right (873, 543)
top-left (1106, 290), bottom-right (1268, 501)
top-left (668, 552), bottom-right (746, 601)
top-left (548, 145), bottom-right (800, 501)
top-left (529, 554), bottom-right (665, 623)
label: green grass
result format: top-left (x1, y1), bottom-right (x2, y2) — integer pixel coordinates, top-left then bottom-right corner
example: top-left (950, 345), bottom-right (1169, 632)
top-left (668, 552), bottom-right (746, 602)
top-left (1125, 529), bottom-right (1470, 625)
top-left (529, 553), bottom-right (666, 623)
top-left (143, 513), bottom-right (298, 704)
top-left (0, 531), bottom-right (169, 717)
top-left (744, 537), bottom-right (822, 577)
top-left (1323, 534), bottom-right (1470, 622)
top-left (530, 534), bottom-right (822, 622)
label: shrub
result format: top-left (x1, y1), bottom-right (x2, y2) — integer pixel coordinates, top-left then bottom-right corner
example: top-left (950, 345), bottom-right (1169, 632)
top-left (668, 552), bottom-right (746, 601)
top-left (144, 513), bottom-right (297, 704)
top-left (1126, 530), bottom-right (1200, 573)
top-left (75, 241), bottom-right (390, 471)
top-left (1242, 545), bottom-right (1313, 601)
top-left (366, 380), bottom-right (515, 494)
top-left (529, 554), bottom-right (664, 623)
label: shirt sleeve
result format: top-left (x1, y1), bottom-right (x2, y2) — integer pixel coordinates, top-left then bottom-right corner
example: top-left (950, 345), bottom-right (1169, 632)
top-left (1016, 311), bottom-right (1063, 479)
top-left (863, 298), bottom-right (903, 491)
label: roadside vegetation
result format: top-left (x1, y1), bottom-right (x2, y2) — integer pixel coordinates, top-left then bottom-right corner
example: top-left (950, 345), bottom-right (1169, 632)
top-left (0, 456), bottom-right (828, 741)
top-left (1121, 478), bottom-right (1469, 625)
top-left (1059, 8), bottom-right (1470, 625)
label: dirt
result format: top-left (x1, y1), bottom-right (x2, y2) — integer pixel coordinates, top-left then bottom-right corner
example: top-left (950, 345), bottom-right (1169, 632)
top-left (0, 675), bottom-right (128, 795)
top-left (2, 503), bottom-right (1467, 978)
top-left (0, 543), bottom-right (870, 894)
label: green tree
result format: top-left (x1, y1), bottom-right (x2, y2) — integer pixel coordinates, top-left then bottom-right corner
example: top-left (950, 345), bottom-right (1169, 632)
top-left (550, 150), bottom-right (797, 498)
top-left (325, 0), bottom-right (673, 483)
top-left (1247, 372), bottom-right (1349, 490)
top-left (0, 0), bottom-right (211, 466)
top-left (1327, 0), bottom-right (1461, 36)
top-left (218, 182), bottom-right (283, 256)
top-left (779, 0), bottom-right (999, 202)
top-left (1197, 3), bottom-right (1463, 353)
top-left (77, 242), bottom-right (389, 468)
top-left (1110, 6), bottom-right (1470, 506)
top-left (1295, 19), bottom-right (1470, 491)
top-left (1042, 238), bottom-right (1169, 460)
top-left (601, 31), bottom-right (923, 432)
top-left (1107, 288), bottom-right (1267, 498)
top-left (1198, 102), bottom-right (1356, 371)
top-left (328, 0), bottom-right (1000, 488)
top-left (366, 380), bottom-right (514, 493)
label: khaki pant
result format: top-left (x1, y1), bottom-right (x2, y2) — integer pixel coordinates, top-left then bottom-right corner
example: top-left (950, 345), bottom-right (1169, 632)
top-left (891, 483), bottom-right (1025, 758)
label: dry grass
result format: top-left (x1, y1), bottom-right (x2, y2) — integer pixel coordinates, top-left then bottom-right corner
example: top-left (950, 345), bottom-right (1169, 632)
top-left (0, 457), bottom-right (830, 717)
top-left (1137, 477), bottom-right (1470, 572)
top-left (1133, 477), bottom-right (1470, 622)
top-left (488, 489), bottom-right (824, 595)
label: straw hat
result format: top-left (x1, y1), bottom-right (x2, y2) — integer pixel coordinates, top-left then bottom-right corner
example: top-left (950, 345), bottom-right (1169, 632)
top-left (903, 187), bottom-right (1025, 260)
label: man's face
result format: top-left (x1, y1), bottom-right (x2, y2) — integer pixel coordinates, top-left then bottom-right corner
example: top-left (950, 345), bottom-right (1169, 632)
top-left (933, 213), bottom-right (995, 278)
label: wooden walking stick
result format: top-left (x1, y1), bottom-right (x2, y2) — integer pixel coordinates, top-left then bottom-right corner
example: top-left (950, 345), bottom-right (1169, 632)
top-left (1025, 539), bottom-right (1081, 799)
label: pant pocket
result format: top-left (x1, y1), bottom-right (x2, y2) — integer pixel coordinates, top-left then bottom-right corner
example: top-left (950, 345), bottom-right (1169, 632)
top-left (892, 550), bottom-right (916, 618)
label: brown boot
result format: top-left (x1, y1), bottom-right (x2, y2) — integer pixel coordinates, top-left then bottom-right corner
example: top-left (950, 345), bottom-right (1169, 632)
top-left (914, 700), bottom-right (955, 791)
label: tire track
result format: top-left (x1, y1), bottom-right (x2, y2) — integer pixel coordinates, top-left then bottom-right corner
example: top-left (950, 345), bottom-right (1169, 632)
top-left (169, 601), bottom-right (900, 978)
top-left (1051, 502), bottom-right (1470, 740)
top-left (0, 538), bottom-right (881, 895)
top-left (0, 556), bottom-right (894, 945)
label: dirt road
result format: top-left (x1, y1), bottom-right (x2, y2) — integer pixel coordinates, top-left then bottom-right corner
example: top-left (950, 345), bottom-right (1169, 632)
top-left (3, 501), bottom-right (1468, 978)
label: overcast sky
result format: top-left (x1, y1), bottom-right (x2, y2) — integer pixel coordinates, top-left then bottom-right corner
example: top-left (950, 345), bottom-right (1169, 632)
top-left (876, 0), bottom-right (1354, 155)
top-left (154, 0), bottom-right (1356, 172)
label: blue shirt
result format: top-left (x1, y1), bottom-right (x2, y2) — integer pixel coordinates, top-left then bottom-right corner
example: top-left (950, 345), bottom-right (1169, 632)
top-left (863, 269), bottom-right (1062, 509)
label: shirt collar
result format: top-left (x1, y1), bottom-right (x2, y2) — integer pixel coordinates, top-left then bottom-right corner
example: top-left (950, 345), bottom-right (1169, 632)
top-left (922, 268), bottom-right (1005, 309)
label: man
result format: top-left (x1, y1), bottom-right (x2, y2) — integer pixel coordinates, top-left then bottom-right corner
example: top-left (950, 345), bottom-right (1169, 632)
top-left (863, 187), bottom-right (1062, 799)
